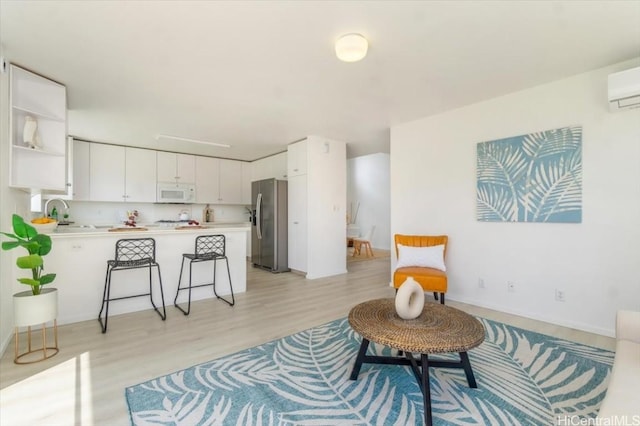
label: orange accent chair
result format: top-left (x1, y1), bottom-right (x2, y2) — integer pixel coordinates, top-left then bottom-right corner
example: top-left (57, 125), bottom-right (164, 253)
top-left (393, 234), bottom-right (448, 304)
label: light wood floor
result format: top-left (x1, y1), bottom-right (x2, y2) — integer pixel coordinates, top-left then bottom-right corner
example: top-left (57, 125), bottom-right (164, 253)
top-left (0, 256), bottom-right (614, 425)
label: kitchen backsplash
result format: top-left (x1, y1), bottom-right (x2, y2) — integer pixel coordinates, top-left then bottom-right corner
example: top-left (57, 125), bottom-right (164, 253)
top-left (62, 201), bottom-right (251, 225)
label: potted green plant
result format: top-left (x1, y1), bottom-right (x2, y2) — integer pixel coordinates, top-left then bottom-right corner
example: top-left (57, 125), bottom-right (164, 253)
top-left (1, 214), bottom-right (56, 295)
top-left (1, 214), bottom-right (59, 363)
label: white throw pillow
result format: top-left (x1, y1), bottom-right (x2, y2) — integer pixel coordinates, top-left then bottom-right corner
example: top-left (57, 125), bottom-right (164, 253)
top-left (396, 244), bottom-right (446, 272)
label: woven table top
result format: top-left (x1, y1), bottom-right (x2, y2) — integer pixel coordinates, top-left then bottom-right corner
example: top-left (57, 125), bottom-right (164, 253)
top-left (348, 298), bottom-right (485, 354)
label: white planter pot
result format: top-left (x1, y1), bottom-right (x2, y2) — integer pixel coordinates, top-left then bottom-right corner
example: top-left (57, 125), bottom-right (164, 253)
top-left (13, 288), bottom-right (59, 364)
top-left (13, 288), bottom-right (58, 326)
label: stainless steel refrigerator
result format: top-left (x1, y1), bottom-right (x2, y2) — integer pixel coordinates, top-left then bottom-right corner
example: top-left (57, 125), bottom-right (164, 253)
top-left (251, 179), bottom-right (289, 272)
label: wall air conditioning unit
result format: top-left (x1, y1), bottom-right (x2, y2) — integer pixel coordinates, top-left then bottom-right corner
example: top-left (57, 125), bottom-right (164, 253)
top-left (608, 66), bottom-right (640, 111)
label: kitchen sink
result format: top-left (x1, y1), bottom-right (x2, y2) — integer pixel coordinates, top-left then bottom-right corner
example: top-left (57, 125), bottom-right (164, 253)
top-left (55, 225), bottom-right (97, 233)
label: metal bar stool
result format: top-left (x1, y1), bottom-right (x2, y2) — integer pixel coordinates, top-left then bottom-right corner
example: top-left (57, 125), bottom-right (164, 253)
top-left (174, 234), bottom-right (235, 315)
top-left (98, 238), bottom-right (166, 333)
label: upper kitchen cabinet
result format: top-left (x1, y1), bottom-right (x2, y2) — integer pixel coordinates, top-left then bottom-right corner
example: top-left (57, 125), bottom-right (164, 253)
top-left (218, 159), bottom-right (243, 204)
top-left (9, 65), bottom-right (68, 191)
top-left (195, 156), bottom-right (220, 203)
top-left (90, 144), bottom-right (125, 201)
top-left (287, 140), bottom-right (307, 177)
top-left (89, 144), bottom-right (156, 202)
top-left (72, 139), bottom-right (90, 201)
top-left (125, 147), bottom-right (157, 202)
top-left (157, 151), bottom-right (195, 184)
top-left (195, 157), bottom-right (243, 204)
top-left (251, 152), bottom-right (287, 181)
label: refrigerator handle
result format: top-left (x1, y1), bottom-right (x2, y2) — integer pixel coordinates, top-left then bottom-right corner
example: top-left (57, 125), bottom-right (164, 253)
top-left (256, 193), bottom-right (263, 239)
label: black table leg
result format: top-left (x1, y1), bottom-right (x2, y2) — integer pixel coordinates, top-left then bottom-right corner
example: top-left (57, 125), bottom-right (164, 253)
top-left (350, 338), bottom-right (370, 380)
top-left (460, 351), bottom-right (477, 388)
top-left (421, 353), bottom-right (432, 426)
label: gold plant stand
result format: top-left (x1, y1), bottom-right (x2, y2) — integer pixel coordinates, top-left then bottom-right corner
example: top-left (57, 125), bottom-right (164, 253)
top-left (14, 320), bottom-right (59, 364)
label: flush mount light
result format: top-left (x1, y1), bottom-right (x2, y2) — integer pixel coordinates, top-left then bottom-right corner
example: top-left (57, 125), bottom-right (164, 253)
top-left (156, 134), bottom-right (231, 148)
top-left (335, 33), bottom-right (368, 62)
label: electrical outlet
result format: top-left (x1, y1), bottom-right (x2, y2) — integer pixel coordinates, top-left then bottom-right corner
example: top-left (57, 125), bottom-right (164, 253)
top-left (507, 281), bottom-right (516, 292)
top-left (555, 289), bottom-right (566, 302)
top-left (478, 278), bottom-right (485, 289)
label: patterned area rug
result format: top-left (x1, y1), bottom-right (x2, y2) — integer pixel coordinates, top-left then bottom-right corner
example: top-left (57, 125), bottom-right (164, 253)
top-left (126, 317), bottom-right (614, 425)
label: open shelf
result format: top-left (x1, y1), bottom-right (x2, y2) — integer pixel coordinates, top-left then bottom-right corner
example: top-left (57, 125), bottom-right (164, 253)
top-left (12, 105), bottom-right (65, 122)
top-left (12, 145), bottom-right (66, 157)
top-left (9, 65), bottom-right (68, 190)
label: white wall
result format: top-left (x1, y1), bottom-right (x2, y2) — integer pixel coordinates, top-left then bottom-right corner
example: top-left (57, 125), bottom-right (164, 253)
top-left (390, 58), bottom-right (640, 337)
top-left (347, 153), bottom-right (390, 250)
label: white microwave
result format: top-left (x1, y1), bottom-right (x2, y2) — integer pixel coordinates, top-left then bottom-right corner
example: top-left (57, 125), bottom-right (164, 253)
top-left (157, 183), bottom-right (196, 203)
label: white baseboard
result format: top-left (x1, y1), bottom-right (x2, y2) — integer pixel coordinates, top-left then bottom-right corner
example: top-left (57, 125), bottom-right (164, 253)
top-left (448, 294), bottom-right (615, 338)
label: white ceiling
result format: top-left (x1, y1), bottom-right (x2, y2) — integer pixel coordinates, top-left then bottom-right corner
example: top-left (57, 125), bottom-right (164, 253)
top-left (1, 1), bottom-right (639, 161)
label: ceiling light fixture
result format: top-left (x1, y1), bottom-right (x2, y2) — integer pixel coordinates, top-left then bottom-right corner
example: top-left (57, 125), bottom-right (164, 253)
top-left (155, 134), bottom-right (231, 148)
top-left (335, 33), bottom-right (368, 63)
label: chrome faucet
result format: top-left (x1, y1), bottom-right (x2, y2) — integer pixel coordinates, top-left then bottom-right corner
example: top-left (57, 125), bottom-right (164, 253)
top-left (44, 198), bottom-right (70, 221)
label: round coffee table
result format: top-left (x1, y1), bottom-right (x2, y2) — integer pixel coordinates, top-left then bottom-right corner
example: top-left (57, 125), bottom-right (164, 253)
top-left (348, 298), bottom-right (485, 426)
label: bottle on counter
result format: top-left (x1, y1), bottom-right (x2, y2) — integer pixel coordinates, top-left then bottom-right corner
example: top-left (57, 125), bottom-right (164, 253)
top-left (203, 204), bottom-right (213, 223)
top-left (51, 206), bottom-right (58, 221)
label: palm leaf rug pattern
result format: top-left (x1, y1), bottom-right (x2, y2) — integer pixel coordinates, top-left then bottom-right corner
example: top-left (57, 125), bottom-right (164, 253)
top-left (126, 317), bottom-right (613, 425)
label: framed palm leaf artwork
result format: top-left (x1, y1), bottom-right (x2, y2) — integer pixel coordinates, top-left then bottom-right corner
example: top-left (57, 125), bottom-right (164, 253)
top-left (477, 126), bottom-right (582, 223)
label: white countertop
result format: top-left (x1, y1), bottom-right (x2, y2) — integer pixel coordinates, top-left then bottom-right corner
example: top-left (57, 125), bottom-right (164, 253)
top-left (50, 222), bottom-right (250, 238)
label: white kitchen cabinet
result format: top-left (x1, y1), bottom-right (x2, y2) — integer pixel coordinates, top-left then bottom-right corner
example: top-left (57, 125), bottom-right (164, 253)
top-left (287, 174), bottom-right (308, 273)
top-left (241, 162), bottom-right (252, 205)
top-left (251, 152), bottom-right (288, 181)
top-left (195, 156), bottom-right (220, 204)
top-left (218, 159), bottom-right (242, 204)
top-left (89, 144), bottom-right (156, 202)
top-left (90, 144), bottom-right (125, 202)
top-left (272, 152), bottom-right (288, 180)
top-left (287, 140), bottom-right (307, 177)
top-left (157, 152), bottom-right (195, 184)
top-left (9, 65), bottom-right (68, 191)
top-left (124, 147), bottom-right (157, 202)
top-left (251, 158), bottom-right (266, 181)
top-left (72, 139), bottom-right (90, 201)
top-left (196, 157), bottom-right (243, 204)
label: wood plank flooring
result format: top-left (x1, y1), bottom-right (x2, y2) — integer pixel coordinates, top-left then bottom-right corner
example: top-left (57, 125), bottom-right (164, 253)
top-left (0, 257), bottom-right (615, 425)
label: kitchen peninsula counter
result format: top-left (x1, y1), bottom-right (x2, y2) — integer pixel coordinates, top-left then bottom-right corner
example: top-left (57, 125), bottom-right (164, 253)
top-left (21, 226), bottom-right (248, 326)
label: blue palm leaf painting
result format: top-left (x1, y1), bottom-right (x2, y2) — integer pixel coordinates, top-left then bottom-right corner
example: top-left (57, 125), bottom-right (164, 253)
top-left (477, 126), bottom-right (582, 223)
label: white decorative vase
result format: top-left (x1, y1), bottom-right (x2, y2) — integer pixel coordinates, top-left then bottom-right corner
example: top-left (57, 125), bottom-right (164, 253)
top-left (13, 288), bottom-right (59, 364)
top-left (395, 277), bottom-right (425, 320)
top-left (23, 115), bottom-right (40, 149)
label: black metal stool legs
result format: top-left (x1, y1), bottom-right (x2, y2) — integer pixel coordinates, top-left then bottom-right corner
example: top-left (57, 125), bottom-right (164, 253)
top-left (98, 264), bottom-right (166, 333)
top-left (213, 257), bottom-right (235, 307)
top-left (174, 257), bottom-right (192, 315)
top-left (98, 238), bottom-right (166, 333)
top-left (98, 266), bottom-right (114, 333)
top-left (174, 235), bottom-right (236, 314)
top-left (149, 264), bottom-right (167, 321)
top-left (174, 256), bottom-right (235, 314)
